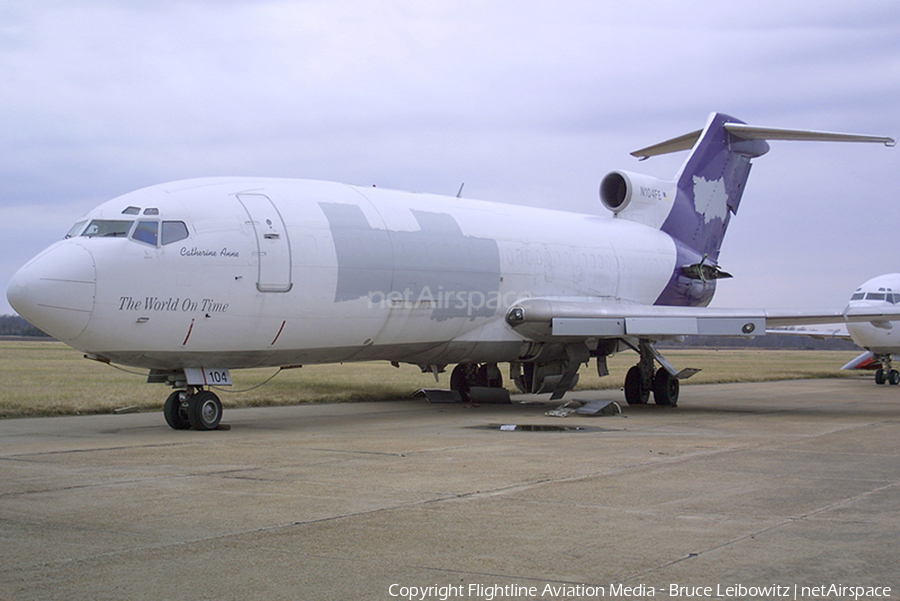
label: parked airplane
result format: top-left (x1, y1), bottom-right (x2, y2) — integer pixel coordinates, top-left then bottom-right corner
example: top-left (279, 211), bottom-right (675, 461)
top-left (844, 274), bottom-right (900, 384)
top-left (774, 274), bottom-right (900, 385)
top-left (6, 113), bottom-right (896, 430)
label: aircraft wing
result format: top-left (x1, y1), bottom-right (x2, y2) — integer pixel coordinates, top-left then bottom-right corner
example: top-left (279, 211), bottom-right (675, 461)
top-left (841, 351), bottom-right (878, 371)
top-left (505, 297), bottom-right (900, 341)
top-left (765, 325), bottom-right (850, 340)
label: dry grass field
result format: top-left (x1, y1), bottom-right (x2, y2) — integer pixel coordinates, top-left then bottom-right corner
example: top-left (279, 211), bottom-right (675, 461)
top-left (0, 340), bottom-right (865, 418)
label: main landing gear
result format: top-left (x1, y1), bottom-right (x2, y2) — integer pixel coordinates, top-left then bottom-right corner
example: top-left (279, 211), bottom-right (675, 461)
top-left (622, 339), bottom-right (695, 407)
top-left (163, 388), bottom-right (223, 431)
top-left (450, 362), bottom-right (504, 402)
top-left (624, 365), bottom-right (680, 406)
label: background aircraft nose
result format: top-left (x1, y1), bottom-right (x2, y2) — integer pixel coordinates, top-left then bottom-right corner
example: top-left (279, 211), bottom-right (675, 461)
top-left (6, 242), bottom-right (97, 341)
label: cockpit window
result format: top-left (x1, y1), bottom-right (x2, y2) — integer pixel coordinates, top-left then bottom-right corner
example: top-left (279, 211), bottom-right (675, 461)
top-left (82, 220), bottom-right (133, 238)
top-left (852, 291), bottom-right (900, 303)
top-left (131, 221), bottom-right (159, 246)
top-left (122, 206), bottom-right (141, 215)
top-left (65, 220), bottom-right (87, 239)
top-left (161, 221), bottom-right (189, 245)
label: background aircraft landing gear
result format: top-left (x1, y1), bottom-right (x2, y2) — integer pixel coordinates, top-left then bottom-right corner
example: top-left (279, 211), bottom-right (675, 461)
top-left (163, 388), bottom-right (222, 431)
top-left (875, 368), bottom-right (900, 385)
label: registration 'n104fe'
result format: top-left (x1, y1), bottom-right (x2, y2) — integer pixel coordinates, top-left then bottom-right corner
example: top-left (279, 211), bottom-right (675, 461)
top-left (6, 113), bottom-right (896, 430)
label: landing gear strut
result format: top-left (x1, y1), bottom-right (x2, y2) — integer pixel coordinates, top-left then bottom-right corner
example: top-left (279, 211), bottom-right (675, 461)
top-left (164, 388), bottom-right (222, 430)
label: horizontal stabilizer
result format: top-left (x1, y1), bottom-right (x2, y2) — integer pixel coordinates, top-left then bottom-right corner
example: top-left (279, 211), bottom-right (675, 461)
top-left (630, 129), bottom-right (702, 160)
top-left (724, 123), bottom-right (896, 146)
top-left (631, 120), bottom-right (895, 159)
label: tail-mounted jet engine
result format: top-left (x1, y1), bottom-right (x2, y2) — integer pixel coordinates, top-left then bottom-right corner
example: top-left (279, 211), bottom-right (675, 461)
top-left (600, 171), bottom-right (676, 228)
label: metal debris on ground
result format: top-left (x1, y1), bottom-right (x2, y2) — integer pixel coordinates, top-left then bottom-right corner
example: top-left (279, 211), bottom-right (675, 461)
top-left (546, 399), bottom-right (622, 417)
top-left (413, 388), bottom-right (462, 403)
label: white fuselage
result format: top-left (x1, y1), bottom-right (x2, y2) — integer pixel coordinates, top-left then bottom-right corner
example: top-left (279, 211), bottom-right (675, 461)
top-left (8, 177), bottom-right (679, 371)
top-left (845, 273), bottom-right (900, 354)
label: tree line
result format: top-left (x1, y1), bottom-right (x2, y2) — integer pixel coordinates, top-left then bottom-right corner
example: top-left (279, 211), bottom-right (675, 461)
top-left (660, 334), bottom-right (857, 351)
top-left (0, 315), bottom-right (50, 337)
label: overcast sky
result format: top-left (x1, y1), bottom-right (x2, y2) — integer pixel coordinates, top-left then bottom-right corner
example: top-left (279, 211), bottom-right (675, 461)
top-left (2, 1), bottom-right (899, 316)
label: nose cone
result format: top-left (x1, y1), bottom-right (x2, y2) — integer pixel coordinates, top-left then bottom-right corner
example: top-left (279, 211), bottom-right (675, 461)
top-left (7, 242), bottom-right (97, 341)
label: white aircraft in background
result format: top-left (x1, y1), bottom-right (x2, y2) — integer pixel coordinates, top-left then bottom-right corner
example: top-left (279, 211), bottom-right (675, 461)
top-left (6, 113), bottom-right (896, 430)
top-left (775, 274), bottom-right (900, 385)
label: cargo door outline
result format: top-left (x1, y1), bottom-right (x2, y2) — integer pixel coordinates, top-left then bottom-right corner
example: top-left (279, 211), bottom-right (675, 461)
top-left (237, 193), bottom-right (293, 292)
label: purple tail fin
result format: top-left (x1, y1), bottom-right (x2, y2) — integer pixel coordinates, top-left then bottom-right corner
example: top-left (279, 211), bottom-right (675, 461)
top-left (651, 112), bottom-right (894, 306)
top-left (663, 113), bottom-right (770, 261)
top-left (655, 113), bottom-right (770, 306)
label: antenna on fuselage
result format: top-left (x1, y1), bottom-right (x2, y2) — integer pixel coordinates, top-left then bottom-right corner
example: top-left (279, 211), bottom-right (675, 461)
top-left (456, 183), bottom-right (465, 198)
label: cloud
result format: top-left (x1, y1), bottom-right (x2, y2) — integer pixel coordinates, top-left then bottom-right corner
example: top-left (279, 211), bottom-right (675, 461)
top-left (2, 1), bottom-right (900, 315)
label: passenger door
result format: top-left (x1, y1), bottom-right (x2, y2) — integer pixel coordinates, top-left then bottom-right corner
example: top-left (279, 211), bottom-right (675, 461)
top-left (237, 193), bottom-right (293, 292)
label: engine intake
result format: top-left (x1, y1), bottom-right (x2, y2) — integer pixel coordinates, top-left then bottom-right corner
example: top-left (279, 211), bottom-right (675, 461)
top-left (600, 171), bottom-right (631, 212)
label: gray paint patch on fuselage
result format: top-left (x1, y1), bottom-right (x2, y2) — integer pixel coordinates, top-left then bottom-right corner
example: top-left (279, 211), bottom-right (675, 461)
top-left (409, 210), bottom-right (463, 236)
top-left (319, 203), bottom-right (393, 303)
top-left (319, 203), bottom-right (501, 320)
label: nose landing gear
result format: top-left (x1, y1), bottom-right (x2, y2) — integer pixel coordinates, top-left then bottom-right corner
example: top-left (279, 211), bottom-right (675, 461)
top-left (872, 353), bottom-right (900, 386)
top-left (163, 388), bottom-right (223, 431)
top-left (875, 368), bottom-right (900, 386)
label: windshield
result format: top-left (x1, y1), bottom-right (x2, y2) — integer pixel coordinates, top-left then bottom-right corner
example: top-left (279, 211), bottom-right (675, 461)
top-left (131, 221), bottom-right (158, 245)
top-left (82, 220), bottom-right (133, 238)
top-left (65, 220), bottom-right (87, 239)
top-left (161, 221), bottom-right (189, 245)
